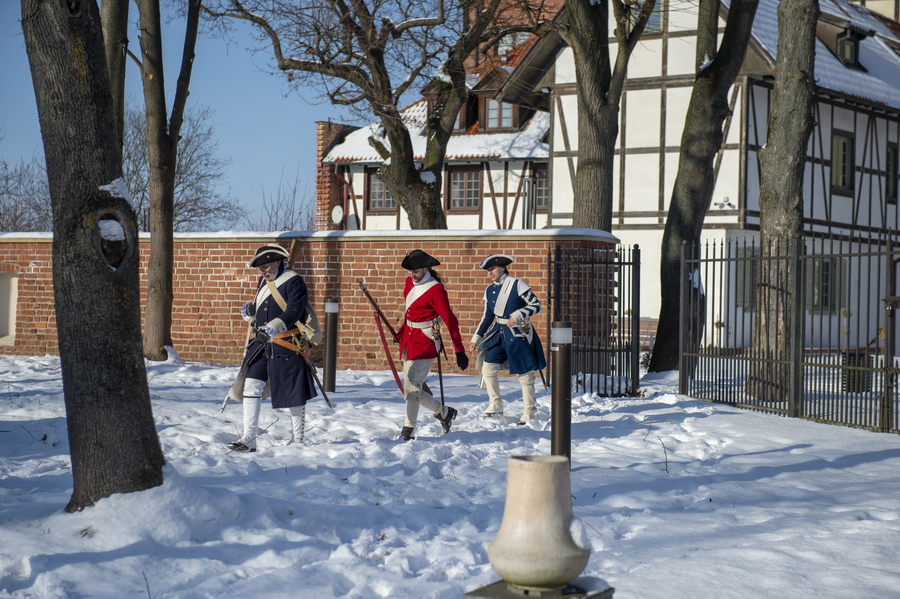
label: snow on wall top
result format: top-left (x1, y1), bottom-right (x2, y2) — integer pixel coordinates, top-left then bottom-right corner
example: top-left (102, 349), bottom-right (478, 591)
top-left (323, 101), bottom-right (549, 165)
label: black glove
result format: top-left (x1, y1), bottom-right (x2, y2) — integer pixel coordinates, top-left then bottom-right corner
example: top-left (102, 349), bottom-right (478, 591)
top-left (255, 324), bottom-right (276, 345)
top-left (456, 351), bottom-right (469, 370)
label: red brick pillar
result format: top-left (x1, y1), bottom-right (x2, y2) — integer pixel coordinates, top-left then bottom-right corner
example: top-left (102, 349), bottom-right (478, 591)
top-left (315, 121), bottom-right (357, 231)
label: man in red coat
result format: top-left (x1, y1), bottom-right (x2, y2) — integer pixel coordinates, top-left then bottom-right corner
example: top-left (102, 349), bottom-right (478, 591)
top-left (395, 249), bottom-right (469, 440)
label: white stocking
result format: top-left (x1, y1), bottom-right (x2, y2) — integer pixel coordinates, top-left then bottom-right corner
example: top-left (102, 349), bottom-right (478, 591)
top-left (288, 405), bottom-right (306, 445)
top-left (518, 370), bottom-right (537, 421)
top-left (241, 378), bottom-right (265, 449)
top-left (482, 362), bottom-right (504, 415)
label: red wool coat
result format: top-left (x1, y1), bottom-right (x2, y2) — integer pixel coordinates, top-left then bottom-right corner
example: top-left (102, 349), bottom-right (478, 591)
top-left (397, 276), bottom-right (465, 361)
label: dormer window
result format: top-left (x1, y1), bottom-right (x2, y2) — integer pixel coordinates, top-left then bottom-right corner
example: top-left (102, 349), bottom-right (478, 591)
top-left (485, 99), bottom-right (514, 130)
top-left (834, 27), bottom-right (869, 69)
top-left (837, 31), bottom-right (858, 65)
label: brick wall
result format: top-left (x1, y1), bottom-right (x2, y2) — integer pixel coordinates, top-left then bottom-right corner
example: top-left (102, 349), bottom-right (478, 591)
top-left (0, 230), bottom-right (617, 371)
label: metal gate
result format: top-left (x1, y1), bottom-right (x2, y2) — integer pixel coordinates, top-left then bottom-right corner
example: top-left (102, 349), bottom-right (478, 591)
top-left (548, 244), bottom-right (641, 396)
top-left (679, 236), bottom-right (900, 434)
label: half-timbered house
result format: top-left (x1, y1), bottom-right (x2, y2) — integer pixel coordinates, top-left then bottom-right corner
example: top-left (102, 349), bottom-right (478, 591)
top-left (314, 0), bottom-right (900, 344)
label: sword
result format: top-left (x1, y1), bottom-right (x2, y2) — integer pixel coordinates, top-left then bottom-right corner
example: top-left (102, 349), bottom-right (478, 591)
top-left (511, 317), bottom-right (549, 389)
top-left (434, 321), bottom-right (446, 407)
top-left (303, 351), bottom-right (333, 408)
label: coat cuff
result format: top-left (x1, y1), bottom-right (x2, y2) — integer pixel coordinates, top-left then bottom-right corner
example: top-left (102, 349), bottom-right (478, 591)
top-left (268, 318), bottom-right (287, 333)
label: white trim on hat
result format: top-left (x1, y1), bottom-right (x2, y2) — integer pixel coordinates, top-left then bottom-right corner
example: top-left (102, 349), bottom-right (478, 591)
top-left (479, 254), bottom-right (515, 269)
top-left (248, 245), bottom-right (291, 267)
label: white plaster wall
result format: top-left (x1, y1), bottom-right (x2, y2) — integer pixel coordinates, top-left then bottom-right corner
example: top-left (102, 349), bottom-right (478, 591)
top-left (711, 149), bottom-right (743, 209)
top-left (553, 94), bottom-right (579, 151)
top-left (624, 154), bottom-right (661, 213)
top-left (667, 37), bottom-right (697, 76)
top-left (627, 39), bottom-right (665, 79)
top-left (667, 0), bottom-right (701, 32)
top-left (445, 213), bottom-right (483, 230)
top-left (665, 87), bottom-right (693, 142)
top-left (624, 89), bottom-right (662, 148)
top-left (551, 154), bottom-right (575, 217)
top-left (614, 228), bottom-right (665, 319)
top-left (831, 106), bottom-right (856, 133)
top-left (554, 47), bottom-right (577, 85)
top-left (724, 86), bottom-right (745, 145)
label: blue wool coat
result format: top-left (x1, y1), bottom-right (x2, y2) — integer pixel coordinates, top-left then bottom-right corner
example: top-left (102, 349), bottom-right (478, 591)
top-left (243, 269), bottom-right (317, 409)
top-left (474, 276), bottom-right (547, 375)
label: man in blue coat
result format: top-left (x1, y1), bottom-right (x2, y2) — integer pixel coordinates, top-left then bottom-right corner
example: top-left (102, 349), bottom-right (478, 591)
top-left (226, 245), bottom-right (317, 451)
top-left (468, 254), bottom-right (546, 425)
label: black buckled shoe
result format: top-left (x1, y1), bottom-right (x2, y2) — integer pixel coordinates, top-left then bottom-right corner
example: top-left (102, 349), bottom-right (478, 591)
top-left (399, 426), bottom-right (415, 441)
top-left (438, 406), bottom-right (458, 434)
top-left (227, 441), bottom-right (257, 452)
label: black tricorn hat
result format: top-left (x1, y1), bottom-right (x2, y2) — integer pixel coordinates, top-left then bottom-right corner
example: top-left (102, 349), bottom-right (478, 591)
top-left (401, 249), bottom-right (440, 270)
top-left (479, 254), bottom-right (514, 269)
top-left (249, 244), bottom-right (291, 267)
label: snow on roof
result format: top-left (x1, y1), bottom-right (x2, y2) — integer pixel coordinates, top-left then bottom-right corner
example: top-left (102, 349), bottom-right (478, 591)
top-left (324, 102), bottom-right (549, 165)
top-left (749, 0), bottom-right (900, 111)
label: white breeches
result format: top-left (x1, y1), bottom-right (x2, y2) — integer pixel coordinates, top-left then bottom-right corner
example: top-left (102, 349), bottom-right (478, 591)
top-left (403, 358), bottom-right (446, 428)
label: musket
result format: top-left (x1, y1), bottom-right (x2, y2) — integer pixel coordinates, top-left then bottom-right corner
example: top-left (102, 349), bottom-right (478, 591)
top-left (358, 280), bottom-right (404, 394)
top-left (357, 280), bottom-right (400, 340)
top-left (373, 308), bottom-right (404, 393)
top-left (223, 270), bottom-right (268, 412)
top-left (433, 321), bottom-right (446, 408)
top-left (358, 280), bottom-right (434, 396)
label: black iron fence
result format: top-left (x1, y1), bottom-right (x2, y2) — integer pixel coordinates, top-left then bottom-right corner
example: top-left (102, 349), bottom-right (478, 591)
top-left (680, 235), bottom-right (900, 434)
top-left (548, 244), bottom-right (641, 396)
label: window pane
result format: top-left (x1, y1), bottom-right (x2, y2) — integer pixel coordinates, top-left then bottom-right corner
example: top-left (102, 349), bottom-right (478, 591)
top-left (486, 100), bottom-right (513, 129)
top-left (831, 134), bottom-right (853, 189)
top-left (370, 175), bottom-right (396, 210)
top-left (535, 170), bottom-right (549, 208)
top-left (838, 39), bottom-right (856, 63)
top-left (451, 171), bottom-right (480, 208)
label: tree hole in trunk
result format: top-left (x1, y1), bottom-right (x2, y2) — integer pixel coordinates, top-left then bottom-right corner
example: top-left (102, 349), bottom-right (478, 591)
top-left (97, 216), bottom-right (128, 269)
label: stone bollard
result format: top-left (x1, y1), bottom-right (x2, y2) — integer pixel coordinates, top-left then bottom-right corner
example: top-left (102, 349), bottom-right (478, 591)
top-left (488, 455), bottom-right (589, 591)
top-left (463, 455), bottom-right (613, 598)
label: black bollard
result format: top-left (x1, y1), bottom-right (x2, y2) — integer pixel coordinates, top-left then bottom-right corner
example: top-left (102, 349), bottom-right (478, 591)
top-left (551, 321), bottom-right (573, 465)
top-left (324, 298), bottom-right (339, 393)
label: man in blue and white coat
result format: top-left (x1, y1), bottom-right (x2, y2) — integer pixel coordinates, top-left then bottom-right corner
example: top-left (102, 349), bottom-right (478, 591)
top-left (225, 244), bottom-right (317, 452)
top-left (468, 254), bottom-right (546, 425)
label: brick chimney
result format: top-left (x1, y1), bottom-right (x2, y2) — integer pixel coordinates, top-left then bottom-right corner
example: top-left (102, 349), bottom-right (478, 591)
top-left (315, 121), bottom-right (357, 231)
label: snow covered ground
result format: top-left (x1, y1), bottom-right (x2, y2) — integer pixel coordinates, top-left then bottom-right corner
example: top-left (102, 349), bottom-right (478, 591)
top-left (2, 351), bottom-right (900, 598)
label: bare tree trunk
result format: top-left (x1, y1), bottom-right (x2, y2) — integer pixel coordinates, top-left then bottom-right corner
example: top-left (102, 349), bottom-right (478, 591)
top-left (21, 0), bottom-right (164, 512)
top-left (563, 0), bottom-right (657, 233)
top-left (101, 0), bottom-right (129, 153)
top-left (746, 0), bottom-right (818, 400)
top-left (137, 0), bottom-right (201, 360)
top-left (565, 0), bottom-right (614, 232)
top-left (648, 0), bottom-right (758, 372)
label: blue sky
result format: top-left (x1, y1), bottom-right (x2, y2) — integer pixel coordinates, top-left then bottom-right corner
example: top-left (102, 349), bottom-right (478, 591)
top-left (0, 3), bottom-right (351, 218)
